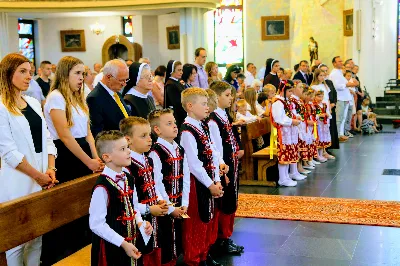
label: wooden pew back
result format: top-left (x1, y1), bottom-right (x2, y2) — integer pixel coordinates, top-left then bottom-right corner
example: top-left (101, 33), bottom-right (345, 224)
top-left (0, 173), bottom-right (99, 265)
top-left (240, 117), bottom-right (271, 181)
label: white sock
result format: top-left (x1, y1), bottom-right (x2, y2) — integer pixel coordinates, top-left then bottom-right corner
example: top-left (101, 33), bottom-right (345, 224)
top-left (290, 163), bottom-right (299, 176)
top-left (278, 164), bottom-right (288, 183)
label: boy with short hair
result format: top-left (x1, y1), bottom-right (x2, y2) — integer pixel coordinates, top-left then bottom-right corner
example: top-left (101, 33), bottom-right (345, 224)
top-left (120, 117), bottom-right (169, 266)
top-left (209, 81), bottom-right (244, 255)
top-left (90, 130), bottom-right (152, 266)
top-left (148, 109), bottom-right (190, 266)
top-left (180, 88), bottom-right (224, 266)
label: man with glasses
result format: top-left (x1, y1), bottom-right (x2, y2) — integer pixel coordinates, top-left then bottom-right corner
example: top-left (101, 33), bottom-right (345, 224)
top-left (87, 59), bottom-right (131, 137)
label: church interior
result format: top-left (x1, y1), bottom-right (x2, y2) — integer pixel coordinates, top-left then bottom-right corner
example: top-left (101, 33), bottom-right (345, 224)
top-left (1, 0), bottom-right (400, 265)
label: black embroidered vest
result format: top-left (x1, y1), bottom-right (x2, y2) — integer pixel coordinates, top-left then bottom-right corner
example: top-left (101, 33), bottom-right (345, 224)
top-left (91, 174), bottom-right (137, 266)
top-left (126, 156), bottom-right (159, 251)
top-left (209, 112), bottom-right (240, 214)
top-left (150, 143), bottom-right (185, 207)
top-left (180, 122), bottom-right (215, 223)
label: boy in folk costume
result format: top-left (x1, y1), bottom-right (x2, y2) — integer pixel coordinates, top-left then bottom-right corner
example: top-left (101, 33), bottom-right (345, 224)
top-left (120, 117), bottom-right (170, 266)
top-left (313, 90), bottom-right (332, 160)
top-left (90, 130), bottom-right (153, 266)
top-left (270, 80), bottom-right (302, 187)
top-left (180, 88), bottom-right (224, 266)
top-left (148, 109), bottom-right (190, 266)
top-left (208, 81), bottom-right (244, 255)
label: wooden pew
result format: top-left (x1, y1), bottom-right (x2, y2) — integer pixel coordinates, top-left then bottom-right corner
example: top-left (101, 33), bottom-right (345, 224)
top-left (240, 117), bottom-right (272, 185)
top-left (0, 173), bottom-right (99, 266)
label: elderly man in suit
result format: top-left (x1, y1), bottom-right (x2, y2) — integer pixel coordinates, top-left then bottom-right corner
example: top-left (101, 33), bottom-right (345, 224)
top-left (87, 59), bottom-right (130, 137)
top-left (293, 60), bottom-right (312, 85)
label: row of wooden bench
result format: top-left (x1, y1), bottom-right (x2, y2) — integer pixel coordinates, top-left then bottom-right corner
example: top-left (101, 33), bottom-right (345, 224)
top-left (0, 118), bottom-right (277, 266)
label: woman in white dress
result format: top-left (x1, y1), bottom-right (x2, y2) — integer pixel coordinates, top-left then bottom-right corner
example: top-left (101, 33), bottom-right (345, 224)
top-left (0, 53), bottom-right (57, 266)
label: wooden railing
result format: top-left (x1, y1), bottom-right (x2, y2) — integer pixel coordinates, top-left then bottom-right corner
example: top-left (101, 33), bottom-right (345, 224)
top-left (240, 117), bottom-right (271, 184)
top-left (0, 173), bottom-right (99, 266)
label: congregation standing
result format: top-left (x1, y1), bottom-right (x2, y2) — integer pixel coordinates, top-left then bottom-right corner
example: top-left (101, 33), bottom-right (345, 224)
top-left (0, 45), bottom-right (371, 266)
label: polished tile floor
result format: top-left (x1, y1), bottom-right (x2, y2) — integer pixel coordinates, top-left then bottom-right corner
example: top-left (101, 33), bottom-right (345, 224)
top-left (218, 128), bottom-right (400, 266)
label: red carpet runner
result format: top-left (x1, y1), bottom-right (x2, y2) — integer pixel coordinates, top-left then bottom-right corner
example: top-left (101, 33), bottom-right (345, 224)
top-left (236, 193), bottom-right (400, 227)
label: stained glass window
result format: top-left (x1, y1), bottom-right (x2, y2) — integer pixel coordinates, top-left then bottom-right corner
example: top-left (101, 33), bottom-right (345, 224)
top-left (214, 2), bottom-right (243, 67)
top-left (398, 0), bottom-right (400, 78)
top-left (122, 16), bottom-right (133, 43)
top-left (18, 19), bottom-right (35, 65)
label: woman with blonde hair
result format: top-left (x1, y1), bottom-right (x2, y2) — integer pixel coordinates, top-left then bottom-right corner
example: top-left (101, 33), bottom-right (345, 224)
top-left (45, 56), bottom-right (102, 183)
top-left (0, 53), bottom-right (57, 266)
top-left (205, 61), bottom-right (220, 85)
top-left (43, 56), bottom-right (103, 264)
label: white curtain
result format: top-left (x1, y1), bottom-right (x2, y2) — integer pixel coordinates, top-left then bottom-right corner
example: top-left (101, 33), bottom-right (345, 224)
top-left (0, 12), bottom-right (9, 60)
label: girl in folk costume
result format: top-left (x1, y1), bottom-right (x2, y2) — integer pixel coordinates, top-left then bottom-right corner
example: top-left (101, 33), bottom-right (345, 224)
top-left (271, 80), bottom-right (302, 187)
top-left (300, 85), bottom-right (318, 169)
top-left (304, 88), bottom-right (320, 167)
top-left (289, 81), bottom-right (314, 175)
top-left (313, 90), bottom-right (332, 162)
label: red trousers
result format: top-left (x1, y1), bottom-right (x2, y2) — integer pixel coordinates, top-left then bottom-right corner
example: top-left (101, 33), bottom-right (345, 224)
top-left (218, 211), bottom-right (235, 239)
top-left (182, 176), bottom-right (214, 266)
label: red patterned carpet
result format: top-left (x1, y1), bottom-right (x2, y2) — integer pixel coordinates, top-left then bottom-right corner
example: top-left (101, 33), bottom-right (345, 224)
top-left (236, 193), bottom-right (400, 227)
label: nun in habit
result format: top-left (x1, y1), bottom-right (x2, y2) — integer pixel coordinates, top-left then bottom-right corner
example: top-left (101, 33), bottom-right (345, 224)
top-left (164, 60), bottom-right (186, 129)
top-left (263, 58), bottom-right (281, 90)
top-left (122, 62), bottom-right (156, 119)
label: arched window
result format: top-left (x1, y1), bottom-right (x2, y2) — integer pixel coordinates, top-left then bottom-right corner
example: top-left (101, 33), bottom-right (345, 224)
top-left (214, 0), bottom-right (243, 68)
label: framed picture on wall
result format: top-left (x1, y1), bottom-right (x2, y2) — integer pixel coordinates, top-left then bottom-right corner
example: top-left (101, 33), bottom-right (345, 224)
top-left (343, 9), bottom-right (353, 36)
top-left (60, 30), bottom-right (86, 52)
top-left (166, 26), bottom-right (180, 50)
top-left (261, 16), bottom-right (289, 41)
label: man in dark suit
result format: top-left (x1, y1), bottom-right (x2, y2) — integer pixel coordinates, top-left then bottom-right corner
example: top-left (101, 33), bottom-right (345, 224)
top-left (87, 59), bottom-right (130, 137)
top-left (293, 60), bottom-right (312, 85)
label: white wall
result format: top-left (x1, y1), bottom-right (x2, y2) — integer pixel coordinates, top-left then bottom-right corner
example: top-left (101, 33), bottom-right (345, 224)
top-left (142, 15), bottom-right (160, 67)
top-left (37, 16), bottom-right (122, 69)
top-left (245, 0), bottom-right (291, 70)
top-left (353, 0), bottom-right (397, 100)
top-left (158, 13), bottom-right (181, 66)
top-left (7, 16), bottom-right (18, 53)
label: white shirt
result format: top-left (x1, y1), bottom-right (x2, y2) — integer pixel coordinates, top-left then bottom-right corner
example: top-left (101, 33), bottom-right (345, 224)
top-left (207, 108), bottom-right (230, 167)
top-left (130, 150), bottom-right (163, 215)
top-left (99, 81), bottom-right (115, 98)
top-left (89, 166), bottom-right (143, 248)
top-left (149, 138), bottom-right (190, 214)
top-left (244, 71), bottom-right (255, 87)
top-left (126, 87), bottom-right (148, 98)
top-left (311, 84), bottom-right (330, 104)
top-left (93, 72), bottom-right (104, 87)
top-left (329, 68), bottom-right (352, 102)
top-left (84, 83), bottom-right (91, 99)
top-left (24, 79), bottom-right (45, 103)
top-left (246, 103), bottom-right (264, 116)
top-left (271, 95), bottom-right (293, 126)
top-left (180, 116), bottom-right (221, 188)
top-left (44, 90), bottom-right (88, 140)
top-left (236, 111), bottom-right (258, 124)
top-left (257, 67), bottom-right (266, 80)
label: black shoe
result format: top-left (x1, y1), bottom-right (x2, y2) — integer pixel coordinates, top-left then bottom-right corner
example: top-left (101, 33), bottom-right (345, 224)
top-left (221, 239), bottom-right (242, 255)
top-left (226, 238), bottom-right (244, 253)
top-left (207, 255), bottom-right (222, 266)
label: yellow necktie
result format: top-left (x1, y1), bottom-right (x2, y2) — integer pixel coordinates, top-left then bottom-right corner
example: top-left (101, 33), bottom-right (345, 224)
top-left (113, 92), bottom-right (129, 118)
